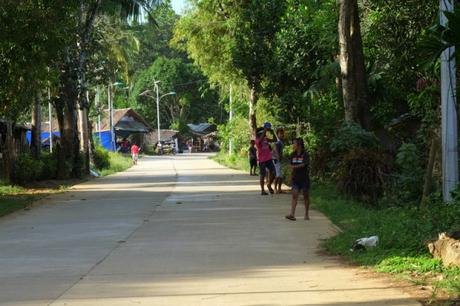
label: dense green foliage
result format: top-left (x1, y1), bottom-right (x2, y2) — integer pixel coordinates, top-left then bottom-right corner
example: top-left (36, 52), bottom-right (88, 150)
top-left (175, 0), bottom-right (453, 208)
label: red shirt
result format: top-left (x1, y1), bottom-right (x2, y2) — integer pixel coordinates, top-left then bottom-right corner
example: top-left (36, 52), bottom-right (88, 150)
top-left (131, 145), bottom-right (140, 154)
top-left (255, 137), bottom-right (272, 163)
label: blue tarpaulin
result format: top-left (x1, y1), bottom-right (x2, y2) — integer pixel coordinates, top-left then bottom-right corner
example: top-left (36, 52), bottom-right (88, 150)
top-left (26, 131), bottom-right (60, 145)
top-left (26, 130), bottom-right (116, 151)
top-left (94, 131), bottom-right (114, 151)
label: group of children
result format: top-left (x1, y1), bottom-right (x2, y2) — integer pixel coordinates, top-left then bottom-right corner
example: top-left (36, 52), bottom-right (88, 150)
top-left (249, 124), bottom-right (310, 221)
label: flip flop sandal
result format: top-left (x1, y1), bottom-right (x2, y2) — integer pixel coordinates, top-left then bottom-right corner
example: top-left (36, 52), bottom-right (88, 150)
top-left (285, 215), bottom-right (296, 221)
top-left (261, 191), bottom-right (269, 195)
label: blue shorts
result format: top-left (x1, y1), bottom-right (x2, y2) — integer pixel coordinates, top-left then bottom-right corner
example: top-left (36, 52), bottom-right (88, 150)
top-left (259, 160), bottom-right (275, 178)
top-left (292, 181), bottom-right (310, 192)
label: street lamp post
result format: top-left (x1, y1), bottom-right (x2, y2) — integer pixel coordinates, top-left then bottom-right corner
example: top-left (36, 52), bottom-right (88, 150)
top-left (139, 85), bottom-right (176, 144)
top-left (154, 81), bottom-right (161, 144)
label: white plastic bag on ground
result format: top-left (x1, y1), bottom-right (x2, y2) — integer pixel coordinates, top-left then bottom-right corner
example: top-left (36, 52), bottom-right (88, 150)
top-left (350, 235), bottom-right (379, 251)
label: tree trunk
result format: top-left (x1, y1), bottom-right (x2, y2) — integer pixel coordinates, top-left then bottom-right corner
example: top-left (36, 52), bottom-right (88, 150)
top-left (1, 121), bottom-right (15, 182)
top-left (338, 0), bottom-right (370, 128)
top-left (249, 84), bottom-right (258, 138)
top-left (79, 106), bottom-right (90, 175)
top-left (31, 93), bottom-right (42, 159)
top-left (76, 1), bottom-right (101, 176)
top-left (56, 58), bottom-right (81, 179)
top-left (88, 119), bottom-right (96, 167)
top-left (422, 131), bottom-right (441, 202)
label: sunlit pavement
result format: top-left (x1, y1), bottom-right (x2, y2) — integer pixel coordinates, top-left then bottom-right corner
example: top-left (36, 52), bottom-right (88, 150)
top-left (0, 154), bottom-right (419, 306)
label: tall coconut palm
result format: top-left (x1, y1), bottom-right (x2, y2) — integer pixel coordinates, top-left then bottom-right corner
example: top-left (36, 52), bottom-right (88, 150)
top-left (54, 0), bottom-right (162, 178)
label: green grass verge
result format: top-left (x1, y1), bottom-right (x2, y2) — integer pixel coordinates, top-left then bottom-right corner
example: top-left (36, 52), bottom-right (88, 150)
top-left (99, 152), bottom-right (133, 176)
top-left (0, 184), bottom-right (44, 217)
top-left (0, 152), bottom-right (132, 217)
top-left (313, 184), bottom-right (460, 295)
top-left (213, 152), bottom-right (460, 298)
top-left (212, 152), bottom-right (251, 173)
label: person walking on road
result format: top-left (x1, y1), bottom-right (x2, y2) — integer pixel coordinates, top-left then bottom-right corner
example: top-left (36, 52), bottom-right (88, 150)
top-left (255, 124), bottom-right (276, 195)
top-left (286, 138), bottom-right (310, 221)
top-left (131, 143), bottom-right (140, 165)
top-left (272, 128), bottom-right (285, 193)
top-left (249, 140), bottom-right (258, 176)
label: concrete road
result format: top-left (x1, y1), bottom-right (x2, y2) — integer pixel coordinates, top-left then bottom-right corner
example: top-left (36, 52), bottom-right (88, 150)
top-left (0, 155), bottom-right (419, 306)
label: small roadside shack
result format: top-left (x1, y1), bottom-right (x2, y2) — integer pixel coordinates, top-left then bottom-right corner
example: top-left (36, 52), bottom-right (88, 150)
top-left (187, 123), bottom-right (217, 152)
top-left (0, 120), bottom-right (30, 153)
top-left (95, 108), bottom-right (152, 151)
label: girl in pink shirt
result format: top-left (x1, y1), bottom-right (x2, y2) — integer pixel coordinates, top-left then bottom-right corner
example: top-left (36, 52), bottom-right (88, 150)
top-left (255, 127), bottom-right (276, 195)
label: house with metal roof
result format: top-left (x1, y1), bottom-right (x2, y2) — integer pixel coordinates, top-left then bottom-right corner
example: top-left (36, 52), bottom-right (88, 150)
top-left (95, 108), bottom-right (153, 151)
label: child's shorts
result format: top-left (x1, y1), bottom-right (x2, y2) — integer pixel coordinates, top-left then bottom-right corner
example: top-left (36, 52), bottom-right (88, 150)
top-left (132, 153), bottom-right (139, 161)
top-left (249, 158), bottom-right (257, 167)
top-left (292, 181), bottom-right (310, 192)
top-left (259, 160), bottom-right (275, 178)
top-left (273, 159), bottom-right (282, 178)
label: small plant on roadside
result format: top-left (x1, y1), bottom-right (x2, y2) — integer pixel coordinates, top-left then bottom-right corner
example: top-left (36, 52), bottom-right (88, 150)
top-left (99, 152), bottom-right (132, 176)
top-left (39, 152), bottom-right (58, 180)
top-left (93, 145), bottom-right (110, 170)
top-left (329, 121), bottom-right (379, 153)
top-left (11, 153), bottom-right (44, 185)
top-left (335, 149), bottom-right (393, 204)
top-left (384, 143), bottom-right (424, 206)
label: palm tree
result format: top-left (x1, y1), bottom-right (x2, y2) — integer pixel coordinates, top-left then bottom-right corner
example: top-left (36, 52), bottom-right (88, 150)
top-left (421, 7), bottom-right (460, 64)
top-left (55, 0), bottom-right (162, 178)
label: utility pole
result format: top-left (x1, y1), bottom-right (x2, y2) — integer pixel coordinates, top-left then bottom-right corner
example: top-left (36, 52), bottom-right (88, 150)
top-left (108, 83), bottom-right (115, 151)
top-left (154, 80), bottom-right (161, 144)
top-left (229, 85), bottom-right (233, 155)
top-left (96, 86), bottom-right (101, 143)
top-left (440, 0), bottom-right (458, 202)
top-left (48, 87), bottom-right (53, 153)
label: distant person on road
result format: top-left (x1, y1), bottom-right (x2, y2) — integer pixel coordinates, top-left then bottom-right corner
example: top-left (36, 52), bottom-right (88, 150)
top-left (272, 128), bottom-right (285, 193)
top-left (131, 143), bottom-right (140, 165)
top-left (255, 124), bottom-right (276, 195)
top-left (120, 138), bottom-right (130, 153)
top-left (157, 142), bottom-right (163, 155)
top-left (188, 140), bottom-right (193, 154)
top-left (248, 140), bottom-right (258, 176)
top-left (285, 138), bottom-right (310, 221)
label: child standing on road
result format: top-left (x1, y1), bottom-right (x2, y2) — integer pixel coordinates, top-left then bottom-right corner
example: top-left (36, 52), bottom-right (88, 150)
top-left (248, 140), bottom-right (258, 176)
top-left (272, 128), bottom-right (285, 193)
top-left (285, 138), bottom-right (310, 221)
top-left (131, 143), bottom-right (140, 165)
top-left (256, 124), bottom-right (276, 195)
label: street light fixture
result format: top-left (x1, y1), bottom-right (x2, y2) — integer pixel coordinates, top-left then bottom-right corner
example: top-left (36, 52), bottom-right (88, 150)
top-left (139, 86), bottom-right (176, 144)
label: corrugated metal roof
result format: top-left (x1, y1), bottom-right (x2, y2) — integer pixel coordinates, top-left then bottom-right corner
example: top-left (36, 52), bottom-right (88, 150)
top-left (187, 123), bottom-right (216, 136)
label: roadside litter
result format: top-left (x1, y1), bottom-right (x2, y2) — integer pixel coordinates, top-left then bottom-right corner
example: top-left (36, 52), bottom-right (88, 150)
top-left (350, 235), bottom-right (379, 251)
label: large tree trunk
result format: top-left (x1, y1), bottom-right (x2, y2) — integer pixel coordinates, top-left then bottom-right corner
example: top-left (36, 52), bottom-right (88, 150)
top-left (31, 93), bottom-right (42, 159)
top-left (88, 119), bottom-right (96, 166)
top-left (76, 1), bottom-right (101, 176)
top-left (54, 1), bottom-right (101, 178)
top-left (249, 84), bottom-right (258, 138)
top-left (79, 106), bottom-right (90, 174)
top-left (338, 0), bottom-right (370, 128)
top-left (56, 58), bottom-right (81, 179)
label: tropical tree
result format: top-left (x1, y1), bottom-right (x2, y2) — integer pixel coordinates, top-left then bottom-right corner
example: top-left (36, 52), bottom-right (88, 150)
top-left (173, 0), bottom-right (285, 136)
top-left (0, 0), bottom-right (70, 181)
top-left (130, 56), bottom-right (221, 129)
top-left (51, 0), bottom-right (162, 178)
top-left (338, 0), bottom-right (370, 128)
